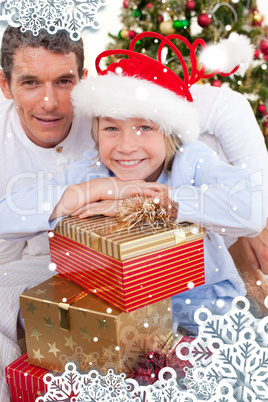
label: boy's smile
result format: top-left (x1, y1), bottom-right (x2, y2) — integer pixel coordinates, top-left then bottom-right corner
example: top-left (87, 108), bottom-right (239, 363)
top-left (98, 117), bottom-right (166, 182)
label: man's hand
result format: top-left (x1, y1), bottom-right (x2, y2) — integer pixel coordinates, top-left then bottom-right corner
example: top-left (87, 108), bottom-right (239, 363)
top-left (243, 219), bottom-right (268, 274)
top-left (229, 235), bottom-right (268, 316)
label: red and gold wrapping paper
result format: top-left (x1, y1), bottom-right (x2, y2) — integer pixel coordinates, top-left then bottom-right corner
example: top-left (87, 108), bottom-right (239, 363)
top-left (49, 216), bottom-right (206, 311)
top-left (20, 276), bottom-right (173, 374)
top-left (5, 353), bottom-right (49, 401)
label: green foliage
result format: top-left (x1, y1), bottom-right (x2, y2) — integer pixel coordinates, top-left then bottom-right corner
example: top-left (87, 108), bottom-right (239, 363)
top-left (107, 0), bottom-right (268, 142)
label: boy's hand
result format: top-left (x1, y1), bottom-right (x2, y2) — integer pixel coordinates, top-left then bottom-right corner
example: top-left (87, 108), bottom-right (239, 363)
top-left (97, 177), bottom-right (168, 201)
top-left (72, 199), bottom-right (121, 218)
top-left (70, 178), bottom-right (169, 218)
top-left (50, 177), bottom-right (168, 221)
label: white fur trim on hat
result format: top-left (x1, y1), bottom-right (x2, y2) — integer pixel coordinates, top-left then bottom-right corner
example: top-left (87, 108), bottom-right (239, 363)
top-left (71, 73), bottom-right (200, 144)
top-left (200, 33), bottom-right (254, 76)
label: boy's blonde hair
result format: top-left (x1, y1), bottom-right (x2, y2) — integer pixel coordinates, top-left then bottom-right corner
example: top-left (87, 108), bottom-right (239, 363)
top-left (91, 117), bottom-right (182, 173)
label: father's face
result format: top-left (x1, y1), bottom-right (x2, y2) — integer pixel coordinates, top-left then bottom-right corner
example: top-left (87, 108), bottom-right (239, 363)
top-left (1, 47), bottom-right (86, 147)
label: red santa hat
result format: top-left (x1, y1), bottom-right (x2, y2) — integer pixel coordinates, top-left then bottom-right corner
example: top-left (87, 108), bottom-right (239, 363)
top-left (72, 32), bottom-right (254, 144)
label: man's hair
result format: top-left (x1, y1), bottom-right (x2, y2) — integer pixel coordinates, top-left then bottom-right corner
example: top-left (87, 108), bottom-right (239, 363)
top-left (1, 26), bottom-right (85, 85)
top-left (91, 117), bottom-right (182, 173)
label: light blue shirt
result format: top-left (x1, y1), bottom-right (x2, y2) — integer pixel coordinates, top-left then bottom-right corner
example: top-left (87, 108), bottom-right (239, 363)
top-left (0, 141), bottom-right (265, 334)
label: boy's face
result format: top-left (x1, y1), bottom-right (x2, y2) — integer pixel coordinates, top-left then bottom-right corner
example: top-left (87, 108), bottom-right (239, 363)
top-left (98, 117), bottom-right (166, 182)
top-left (0, 47), bottom-right (87, 148)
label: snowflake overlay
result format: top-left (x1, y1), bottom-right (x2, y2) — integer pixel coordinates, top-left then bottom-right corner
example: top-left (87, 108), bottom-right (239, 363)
top-left (177, 296), bottom-right (268, 401)
top-left (36, 296), bottom-right (268, 402)
top-left (2, 0), bottom-right (107, 40)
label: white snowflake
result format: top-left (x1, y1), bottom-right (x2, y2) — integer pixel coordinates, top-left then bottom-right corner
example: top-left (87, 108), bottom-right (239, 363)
top-left (36, 362), bottom-right (90, 401)
top-left (176, 296), bottom-right (268, 401)
top-left (60, 345), bottom-right (100, 372)
top-left (133, 304), bottom-right (160, 329)
top-left (2, 0), bottom-right (107, 40)
top-left (37, 296), bottom-right (268, 401)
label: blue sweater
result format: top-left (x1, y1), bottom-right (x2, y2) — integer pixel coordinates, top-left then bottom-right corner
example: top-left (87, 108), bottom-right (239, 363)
top-left (1, 141), bottom-right (265, 333)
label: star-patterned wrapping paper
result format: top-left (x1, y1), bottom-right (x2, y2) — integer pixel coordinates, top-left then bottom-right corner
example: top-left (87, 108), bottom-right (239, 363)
top-left (5, 353), bottom-right (50, 401)
top-left (49, 216), bottom-right (206, 311)
top-left (20, 276), bottom-right (173, 374)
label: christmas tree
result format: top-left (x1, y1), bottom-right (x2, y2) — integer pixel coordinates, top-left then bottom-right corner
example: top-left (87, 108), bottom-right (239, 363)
top-left (108, 0), bottom-right (268, 146)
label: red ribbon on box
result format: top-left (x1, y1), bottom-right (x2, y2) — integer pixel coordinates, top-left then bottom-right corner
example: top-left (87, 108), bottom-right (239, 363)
top-left (130, 335), bottom-right (195, 385)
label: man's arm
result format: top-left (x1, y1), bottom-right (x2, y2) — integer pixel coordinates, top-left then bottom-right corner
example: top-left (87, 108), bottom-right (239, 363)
top-left (191, 84), bottom-right (268, 273)
top-left (170, 141), bottom-right (265, 237)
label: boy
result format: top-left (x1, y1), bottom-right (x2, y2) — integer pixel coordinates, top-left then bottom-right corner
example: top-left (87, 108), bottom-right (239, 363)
top-left (1, 32), bottom-right (265, 334)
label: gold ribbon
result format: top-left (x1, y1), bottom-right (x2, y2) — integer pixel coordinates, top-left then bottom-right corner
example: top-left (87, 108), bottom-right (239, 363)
top-left (55, 275), bottom-right (89, 330)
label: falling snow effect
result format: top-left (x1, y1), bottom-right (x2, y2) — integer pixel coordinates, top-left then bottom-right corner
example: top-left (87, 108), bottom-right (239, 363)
top-left (35, 296), bottom-right (268, 401)
top-left (2, 0), bottom-right (107, 40)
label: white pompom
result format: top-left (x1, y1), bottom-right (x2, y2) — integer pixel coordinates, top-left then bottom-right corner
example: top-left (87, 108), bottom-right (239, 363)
top-left (200, 33), bottom-right (254, 76)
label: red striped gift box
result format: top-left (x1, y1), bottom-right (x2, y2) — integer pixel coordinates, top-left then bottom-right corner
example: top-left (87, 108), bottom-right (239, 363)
top-left (5, 353), bottom-right (49, 401)
top-left (49, 216), bottom-right (206, 312)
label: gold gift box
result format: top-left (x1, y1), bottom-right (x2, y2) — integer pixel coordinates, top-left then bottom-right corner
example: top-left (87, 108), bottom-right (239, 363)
top-left (49, 216), bottom-right (206, 311)
top-left (52, 216), bottom-right (205, 260)
top-left (20, 276), bottom-right (173, 374)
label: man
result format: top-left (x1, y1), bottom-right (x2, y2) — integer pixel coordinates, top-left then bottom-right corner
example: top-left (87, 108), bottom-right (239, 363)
top-left (0, 26), bottom-right (94, 264)
top-left (0, 26), bottom-right (94, 401)
top-left (0, 25), bottom-right (267, 401)
top-left (0, 27), bottom-right (267, 276)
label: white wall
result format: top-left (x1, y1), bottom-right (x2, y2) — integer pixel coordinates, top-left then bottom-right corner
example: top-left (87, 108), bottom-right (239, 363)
top-left (83, 1), bottom-right (122, 75)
